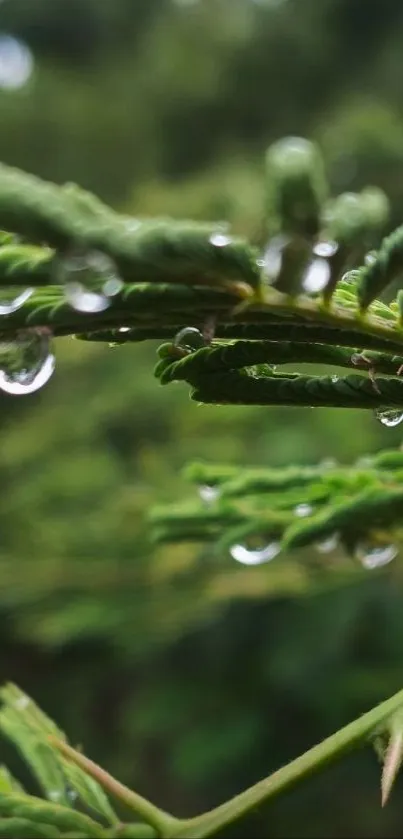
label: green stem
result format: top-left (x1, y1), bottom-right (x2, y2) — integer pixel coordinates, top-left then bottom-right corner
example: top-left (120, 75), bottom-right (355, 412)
top-left (173, 687), bottom-right (403, 838)
top-left (49, 738), bottom-right (181, 838)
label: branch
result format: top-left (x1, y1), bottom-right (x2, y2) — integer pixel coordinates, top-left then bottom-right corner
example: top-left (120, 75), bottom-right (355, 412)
top-left (174, 688), bottom-right (403, 838)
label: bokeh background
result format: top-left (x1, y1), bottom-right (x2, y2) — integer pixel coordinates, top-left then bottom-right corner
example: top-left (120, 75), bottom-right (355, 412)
top-left (1, 1), bottom-right (403, 836)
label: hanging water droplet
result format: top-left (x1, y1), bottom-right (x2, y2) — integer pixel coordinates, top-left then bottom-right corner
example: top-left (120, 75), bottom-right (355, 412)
top-left (313, 240), bottom-right (338, 258)
top-left (302, 258), bottom-right (330, 294)
top-left (294, 502), bottom-right (313, 517)
top-left (68, 788), bottom-right (78, 804)
top-left (375, 408), bottom-right (403, 428)
top-left (198, 484), bottom-right (220, 503)
top-left (262, 235), bottom-right (288, 282)
top-left (61, 250), bottom-right (122, 313)
top-left (209, 232), bottom-right (232, 247)
top-left (48, 790), bottom-right (62, 803)
top-left (0, 329), bottom-right (55, 396)
top-left (173, 327), bottom-right (205, 352)
top-left (119, 327), bottom-right (131, 333)
top-left (103, 276), bottom-right (124, 297)
top-left (0, 287), bottom-right (34, 316)
top-left (65, 282), bottom-right (109, 313)
top-left (365, 250), bottom-right (377, 267)
top-left (355, 542), bottom-right (398, 570)
top-left (230, 541), bottom-right (281, 566)
top-left (316, 533), bottom-right (339, 554)
top-left (341, 270), bottom-right (361, 286)
top-left (331, 374), bottom-right (339, 383)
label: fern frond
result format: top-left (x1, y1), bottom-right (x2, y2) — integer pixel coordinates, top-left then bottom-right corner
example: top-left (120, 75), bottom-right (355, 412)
top-left (0, 137), bottom-right (402, 408)
top-left (150, 447), bottom-right (403, 572)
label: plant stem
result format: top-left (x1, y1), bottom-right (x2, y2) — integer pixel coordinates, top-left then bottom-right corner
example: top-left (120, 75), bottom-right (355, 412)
top-left (174, 687), bottom-right (403, 838)
top-left (49, 737), bottom-right (181, 837)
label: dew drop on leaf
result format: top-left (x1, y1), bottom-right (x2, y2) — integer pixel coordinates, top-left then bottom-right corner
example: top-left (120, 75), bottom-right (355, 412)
top-left (173, 327), bottom-right (205, 352)
top-left (341, 270), bottom-right (361, 285)
top-left (61, 250), bottom-right (122, 313)
top-left (0, 287), bottom-right (34, 315)
top-left (355, 542), bottom-right (398, 570)
top-left (230, 542), bottom-right (281, 566)
top-left (103, 276), bottom-right (124, 297)
top-left (48, 790), bottom-right (62, 803)
top-left (313, 240), bottom-right (338, 258)
top-left (365, 250), bottom-right (377, 266)
top-left (302, 258), bottom-right (330, 294)
top-left (209, 232), bottom-right (232, 247)
top-left (0, 329), bottom-right (55, 395)
top-left (375, 409), bottom-right (403, 428)
top-left (294, 503), bottom-right (313, 517)
top-left (262, 235), bottom-right (288, 283)
top-left (198, 484), bottom-right (220, 503)
top-left (316, 533), bottom-right (339, 554)
top-left (65, 282), bottom-right (109, 313)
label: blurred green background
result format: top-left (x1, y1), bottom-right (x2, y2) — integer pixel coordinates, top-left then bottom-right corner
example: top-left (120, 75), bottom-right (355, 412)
top-left (1, 1), bottom-right (403, 836)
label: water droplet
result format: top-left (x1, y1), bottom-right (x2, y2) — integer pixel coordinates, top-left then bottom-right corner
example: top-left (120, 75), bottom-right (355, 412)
top-left (272, 137), bottom-right (314, 158)
top-left (331, 374), bottom-right (339, 383)
top-left (313, 240), bottom-right (338, 258)
top-left (316, 533), bottom-right (339, 554)
top-left (123, 218), bottom-right (142, 234)
top-left (173, 327), bottom-right (205, 352)
top-left (61, 251), bottom-right (122, 313)
top-left (65, 282), bottom-right (109, 313)
top-left (375, 408), bottom-right (403, 428)
top-left (0, 330), bottom-right (55, 396)
top-left (198, 484), bottom-right (220, 503)
top-left (262, 235), bottom-right (288, 282)
top-left (1, 287), bottom-right (31, 319)
top-left (14, 695), bottom-right (30, 711)
top-left (103, 276), bottom-right (124, 297)
top-left (68, 788), bottom-right (78, 804)
top-left (355, 542), bottom-right (398, 570)
top-left (365, 250), bottom-right (377, 266)
top-left (119, 327), bottom-right (131, 333)
top-left (48, 790), bottom-right (62, 803)
top-left (230, 541), bottom-right (281, 566)
top-left (294, 503), bottom-right (313, 517)
top-left (341, 270), bottom-right (361, 285)
top-left (302, 258), bottom-right (330, 294)
top-left (0, 35), bottom-right (33, 90)
top-left (209, 233), bottom-right (232, 247)
top-left (0, 287), bottom-right (34, 316)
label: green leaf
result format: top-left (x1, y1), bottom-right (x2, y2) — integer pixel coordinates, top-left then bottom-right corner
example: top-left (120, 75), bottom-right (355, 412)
top-left (0, 766), bottom-right (26, 796)
top-left (0, 818), bottom-right (59, 838)
top-left (0, 685), bottom-right (118, 825)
